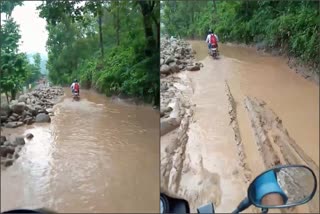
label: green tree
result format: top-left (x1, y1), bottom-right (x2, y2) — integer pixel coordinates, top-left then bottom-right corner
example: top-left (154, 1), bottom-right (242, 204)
top-left (37, 0), bottom-right (160, 105)
top-left (0, 18), bottom-right (30, 101)
top-left (162, 0), bottom-right (320, 73)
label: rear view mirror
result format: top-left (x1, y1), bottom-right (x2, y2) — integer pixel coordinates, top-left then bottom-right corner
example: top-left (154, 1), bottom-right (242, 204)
top-left (247, 165), bottom-right (317, 209)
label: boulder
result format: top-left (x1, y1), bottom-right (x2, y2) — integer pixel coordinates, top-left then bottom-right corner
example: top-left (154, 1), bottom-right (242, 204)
top-left (10, 102), bottom-right (26, 114)
top-left (0, 136), bottom-right (6, 145)
top-left (13, 137), bottom-right (25, 146)
top-left (187, 64), bottom-right (200, 71)
top-left (5, 121), bottom-right (24, 128)
top-left (165, 56), bottom-right (175, 64)
top-left (1, 116), bottom-right (8, 123)
top-left (35, 113), bottom-right (51, 123)
top-left (160, 64), bottom-right (171, 75)
top-left (25, 105), bottom-right (37, 116)
top-left (24, 117), bottom-right (34, 125)
top-left (161, 117), bottom-right (182, 136)
top-left (0, 146), bottom-right (15, 157)
top-left (0, 103), bottom-right (11, 116)
top-left (18, 94), bottom-right (28, 103)
top-left (26, 133), bottom-right (34, 139)
top-left (169, 63), bottom-right (180, 73)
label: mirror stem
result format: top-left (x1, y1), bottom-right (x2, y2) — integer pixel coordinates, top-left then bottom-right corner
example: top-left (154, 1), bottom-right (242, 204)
top-left (231, 198), bottom-right (251, 214)
top-left (261, 208), bottom-right (269, 214)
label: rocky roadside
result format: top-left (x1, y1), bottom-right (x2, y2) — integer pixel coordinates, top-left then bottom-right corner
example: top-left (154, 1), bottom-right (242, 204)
top-left (0, 86), bottom-right (64, 168)
top-left (160, 37), bottom-right (203, 204)
top-left (160, 37), bottom-right (203, 78)
top-left (160, 37), bottom-right (202, 135)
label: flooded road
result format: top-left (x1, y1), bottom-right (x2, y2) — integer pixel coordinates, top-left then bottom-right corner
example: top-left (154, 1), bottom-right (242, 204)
top-left (1, 89), bottom-right (159, 213)
top-left (189, 40), bottom-right (319, 165)
top-left (185, 40), bottom-right (319, 212)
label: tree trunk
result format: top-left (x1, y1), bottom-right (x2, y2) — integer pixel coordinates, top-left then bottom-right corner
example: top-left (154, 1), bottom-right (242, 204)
top-left (246, 0), bottom-right (249, 17)
top-left (5, 91), bottom-right (9, 104)
top-left (116, 0), bottom-right (120, 46)
top-left (98, 13), bottom-right (104, 58)
top-left (138, 1), bottom-right (156, 56)
top-left (10, 89), bottom-right (16, 101)
top-left (151, 14), bottom-right (160, 49)
top-left (212, 0), bottom-right (216, 11)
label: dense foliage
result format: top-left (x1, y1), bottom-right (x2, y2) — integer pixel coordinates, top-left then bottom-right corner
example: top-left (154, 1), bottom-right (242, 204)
top-left (162, 0), bottom-right (320, 72)
top-left (37, 0), bottom-right (160, 105)
top-left (0, 1), bottom-right (42, 102)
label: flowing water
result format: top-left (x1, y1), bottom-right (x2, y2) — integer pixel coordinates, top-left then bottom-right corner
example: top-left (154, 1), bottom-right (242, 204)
top-left (1, 89), bottom-right (159, 213)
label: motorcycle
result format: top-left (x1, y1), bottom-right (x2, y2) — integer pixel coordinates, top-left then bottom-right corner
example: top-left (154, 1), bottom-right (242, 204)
top-left (161, 164), bottom-right (317, 213)
top-left (72, 90), bottom-right (80, 101)
top-left (209, 47), bottom-right (218, 59)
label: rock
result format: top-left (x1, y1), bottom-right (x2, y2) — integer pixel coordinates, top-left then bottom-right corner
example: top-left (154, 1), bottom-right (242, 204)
top-left (0, 146), bottom-right (15, 157)
top-left (160, 64), bottom-right (171, 75)
top-left (14, 153), bottom-right (19, 159)
top-left (13, 137), bottom-right (25, 146)
top-left (10, 102), bottom-right (26, 114)
top-left (169, 64), bottom-right (180, 73)
top-left (0, 103), bottom-right (11, 116)
top-left (37, 109), bottom-right (47, 114)
top-left (5, 121), bottom-right (24, 128)
top-left (4, 159), bottom-right (14, 167)
top-left (1, 116), bottom-right (8, 123)
top-left (187, 64), bottom-right (200, 71)
top-left (3, 141), bottom-right (11, 147)
top-left (160, 58), bottom-right (164, 65)
top-left (35, 113), bottom-right (51, 123)
top-left (165, 56), bottom-right (175, 64)
top-left (0, 136), bottom-right (6, 145)
top-left (46, 108), bottom-right (53, 113)
top-left (25, 105), bottom-right (37, 116)
top-left (9, 115), bottom-right (17, 121)
top-left (24, 117), bottom-right (34, 125)
top-left (161, 117), bottom-right (182, 136)
top-left (26, 133), bottom-right (34, 139)
top-left (18, 94), bottom-right (28, 103)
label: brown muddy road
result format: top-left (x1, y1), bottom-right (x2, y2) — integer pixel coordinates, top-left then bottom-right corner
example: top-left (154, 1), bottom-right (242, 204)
top-left (178, 41), bottom-right (318, 213)
top-left (1, 89), bottom-right (159, 213)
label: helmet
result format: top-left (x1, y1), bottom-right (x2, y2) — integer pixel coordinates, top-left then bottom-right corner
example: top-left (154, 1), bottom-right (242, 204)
top-left (74, 79), bottom-right (78, 82)
top-left (208, 29), bottom-right (212, 34)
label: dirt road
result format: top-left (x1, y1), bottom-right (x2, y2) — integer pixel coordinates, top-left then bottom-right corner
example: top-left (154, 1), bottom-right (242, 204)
top-left (161, 39), bottom-right (319, 213)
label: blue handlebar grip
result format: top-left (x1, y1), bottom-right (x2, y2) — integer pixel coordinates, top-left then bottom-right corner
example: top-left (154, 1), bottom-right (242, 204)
top-left (253, 170), bottom-right (288, 204)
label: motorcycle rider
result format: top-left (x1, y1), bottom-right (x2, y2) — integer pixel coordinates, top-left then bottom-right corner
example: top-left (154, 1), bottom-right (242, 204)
top-left (70, 79), bottom-right (80, 96)
top-left (205, 29), bottom-right (219, 53)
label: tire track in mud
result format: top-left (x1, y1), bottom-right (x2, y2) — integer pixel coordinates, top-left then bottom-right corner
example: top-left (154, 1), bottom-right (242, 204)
top-left (243, 96), bottom-right (319, 213)
top-left (162, 39), bottom-right (319, 213)
top-left (225, 81), bottom-right (252, 183)
top-left (160, 72), bottom-right (223, 212)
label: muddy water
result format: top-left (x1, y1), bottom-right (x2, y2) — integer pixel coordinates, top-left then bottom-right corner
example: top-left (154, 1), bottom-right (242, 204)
top-left (1, 89), bottom-right (159, 213)
top-left (187, 40), bottom-right (319, 213)
top-left (189, 41), bottom-right (319, 165)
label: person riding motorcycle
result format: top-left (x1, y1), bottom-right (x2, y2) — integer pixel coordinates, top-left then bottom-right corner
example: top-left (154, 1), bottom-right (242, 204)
top-left (205, 30), bottom-right (219, 53)
top-left (70, 79), bottom-right (80, 96)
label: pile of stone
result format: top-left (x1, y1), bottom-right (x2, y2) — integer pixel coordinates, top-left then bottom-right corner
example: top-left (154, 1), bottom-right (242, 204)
top-left (160, 37), bottom-right (203, 76)
top-left (0, 86), bottom-right (64, 128)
